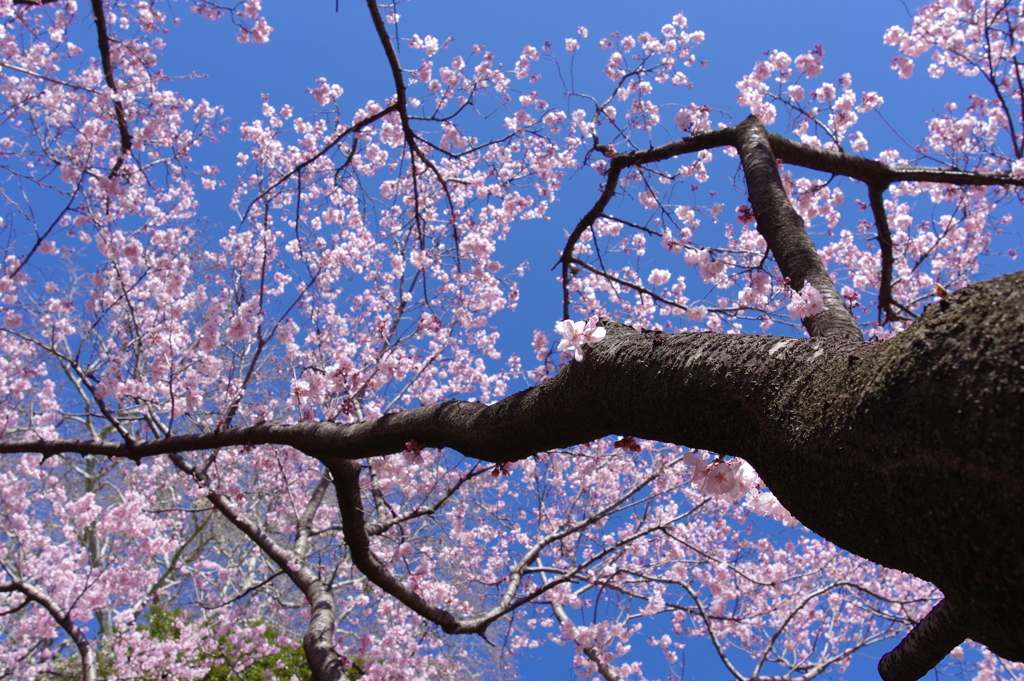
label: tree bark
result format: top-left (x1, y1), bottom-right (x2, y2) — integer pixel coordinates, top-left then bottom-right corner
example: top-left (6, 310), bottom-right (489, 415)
top-left (734, 116), bottom-right (863, 341)
top-left (4, 107), bottom-right (1022, 677)
top-left (7, 270), bottom-right (1021, 664)
top-left (877, 599), bottom-right (965, 681)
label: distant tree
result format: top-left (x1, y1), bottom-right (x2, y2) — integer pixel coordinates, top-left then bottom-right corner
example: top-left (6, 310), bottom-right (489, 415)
top-left (0, 1), bottom-right (1021, 681)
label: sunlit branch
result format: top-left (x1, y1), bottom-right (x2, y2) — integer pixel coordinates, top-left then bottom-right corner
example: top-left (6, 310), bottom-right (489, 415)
top-left (295, 472), bottom-right (332, 558)
top-left (733, 116), bottom-right (862, 340)
top-left (166, 452), bottom-right (350, 681)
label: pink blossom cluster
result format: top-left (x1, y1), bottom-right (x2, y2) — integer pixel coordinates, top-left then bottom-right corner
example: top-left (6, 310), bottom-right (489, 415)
top-left (786, 282), bottom-right (826, 320)
top-left (684, 450), bottom-right (758, 501)
top-left (555, 316), bottom-right (607, 361)
top-left (747, 490), bottom-right (799, 527)
top-left (883, 1), bottom-right (1024, 181)
top-left (0, 2), bottom-right (1018, 680)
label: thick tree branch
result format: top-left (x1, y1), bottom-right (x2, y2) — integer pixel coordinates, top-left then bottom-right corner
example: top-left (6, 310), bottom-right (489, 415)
top-left (328, 454), bottom-right (676, 640)
top-left (0, 579), bottom-right (98, 681)
top-left (563, 119), bottom-right (1021, 337)
top-left (4, 273), bottom-right (1023, 680)
top-left (734, 116), bottom-right (863, 341)
top-left (867, 184), bottom-right (914, 324)
top-left (331, 458), bottom-right (480, 634)
top-left (767, 133), bottom-right (1024, 188)
top-left (878, 599), bottom-right (965, 681)
top-left (767, 134), bottom-right (1024, 325)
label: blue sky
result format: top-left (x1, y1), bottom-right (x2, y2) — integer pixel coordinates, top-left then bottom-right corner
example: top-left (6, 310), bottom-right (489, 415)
top-left (160, 0), bottom-right (1016, 350)
top-left (151, 2), bottom-right (1013, 678)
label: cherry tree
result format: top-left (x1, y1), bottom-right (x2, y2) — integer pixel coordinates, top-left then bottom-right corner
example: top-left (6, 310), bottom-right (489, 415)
top-left (0, 1), bottom-right (1022, 680)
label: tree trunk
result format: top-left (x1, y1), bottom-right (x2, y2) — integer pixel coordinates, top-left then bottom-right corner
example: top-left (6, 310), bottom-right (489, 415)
top-left (6, 271), bottom-right (1021, 663)
top-left (301, 268), bottom-right (1024, 663)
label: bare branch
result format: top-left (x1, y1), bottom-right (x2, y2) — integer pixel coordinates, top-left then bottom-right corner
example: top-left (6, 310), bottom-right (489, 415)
top-left (768, 132), bottom-right (1024, 188)
top-left (559, 128), bottom-right (735, 319)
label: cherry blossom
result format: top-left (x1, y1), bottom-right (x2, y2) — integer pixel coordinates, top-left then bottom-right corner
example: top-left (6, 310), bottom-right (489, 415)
top-left (555, 316), bottom-right (607, 361)
top-left (684, 450), bottom-right (759, 502)
top-left (787, 282), bottom-right (826, 320)
top-left (748, 489), bottom-right (799, 527)
top-left (0, 2), bottom-right (1018, 680)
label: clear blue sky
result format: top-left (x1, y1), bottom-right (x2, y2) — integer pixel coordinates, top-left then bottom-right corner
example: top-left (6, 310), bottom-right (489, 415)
top-left (153, 2), bottom-right (1012, 679)
top-left (161, 0), bottom-right (1014, 347)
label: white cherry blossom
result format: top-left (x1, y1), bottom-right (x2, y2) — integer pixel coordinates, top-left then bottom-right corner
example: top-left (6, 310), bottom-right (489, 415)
top-left (555, 315), bottom-right (606, 361)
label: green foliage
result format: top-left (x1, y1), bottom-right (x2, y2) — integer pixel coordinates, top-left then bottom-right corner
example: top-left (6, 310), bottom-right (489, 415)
top-left (138, 605), bottom-right (324, 681)
top-left (143, 605), bottom-right (183, 642)
top-left (202, 627), bottom-right (312, 681)
top-left (38, 606), bottom-right (360, 680)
